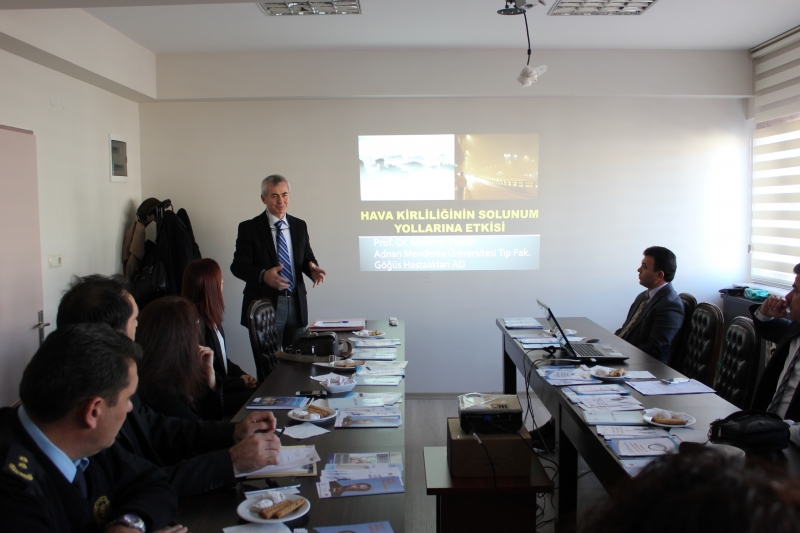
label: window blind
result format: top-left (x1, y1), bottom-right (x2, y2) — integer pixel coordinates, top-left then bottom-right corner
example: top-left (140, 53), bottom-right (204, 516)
top-left (751, 27), bottom-right (800, 287)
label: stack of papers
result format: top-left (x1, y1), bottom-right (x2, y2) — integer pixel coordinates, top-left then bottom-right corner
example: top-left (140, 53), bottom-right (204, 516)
top-left (246, 396), bottom-right (309, 410)
top-left (355, 375), bottom-right (403, 386)
top-left (608, 437), bottom-right (679, 457)
top-left (334, 406), bottom-right (402, 428)
top-left (310, 523), bottom-right (395, 533)
top-left (352, 338), bottom-right (401, 348)
top-left (317, 453), bottom-right (405, 499)
top-left (576, 395), bottom-right (643, 412)
top-left (503, 317), bottom-right (544, 329)
top-left (351, 348), bottom-right (398, 361)
top-left (538, 368), bottom-right (601, 387)
top-left (327, 392), bottom-right (403, 409)
top-left (583, 410), bottom-right (645, 425)
top-left (311, 319), bottom-right (366, 330)
top-left (626, 380), bottom-right (715, 396)
top-left (358, 362), bottom-right (407, 377)
top-left (568, 384), bottom-right (631, 395)
top-left (596, 426), bottom-right (668, 439)
top-left (237, 445), bottom-right (320, 478)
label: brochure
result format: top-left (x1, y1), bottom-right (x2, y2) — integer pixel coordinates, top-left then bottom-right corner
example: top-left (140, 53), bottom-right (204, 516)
top-left (316, 476), bottom-right (404, 498)
top-left (328, 452), bottom-right (403, 465)
top-left (246, 396), bottom-right (309, 410)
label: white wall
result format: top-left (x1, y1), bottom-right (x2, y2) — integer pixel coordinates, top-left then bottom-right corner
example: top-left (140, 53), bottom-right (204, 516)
top-left (0, 48), bottom-right (142, 369)
top-left (140, 95), bottom-right (750, 393)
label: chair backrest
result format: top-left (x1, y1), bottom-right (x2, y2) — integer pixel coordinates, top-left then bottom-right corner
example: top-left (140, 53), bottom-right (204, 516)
top-left (713, 316), bottom-right (760, 409)
top-left (247, 298), bottom-right (281, 382)
top-left (669, 292), bottom-right (698, 370)
top-left (679, 302), bottom-right (724, 386)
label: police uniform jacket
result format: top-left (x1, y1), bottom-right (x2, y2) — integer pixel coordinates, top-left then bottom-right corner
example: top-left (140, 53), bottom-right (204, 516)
top-left (0, 406), bottom-right (177, 533)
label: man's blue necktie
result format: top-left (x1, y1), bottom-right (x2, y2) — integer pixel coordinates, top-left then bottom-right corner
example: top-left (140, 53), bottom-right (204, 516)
top-left (275, 220), bottom-right (294, 290)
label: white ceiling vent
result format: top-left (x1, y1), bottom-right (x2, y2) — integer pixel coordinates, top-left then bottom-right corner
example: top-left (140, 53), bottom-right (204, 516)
top-left (548, 0), bottom-right (658, 16)
top-left (257, 1), bottom-right (361, 16)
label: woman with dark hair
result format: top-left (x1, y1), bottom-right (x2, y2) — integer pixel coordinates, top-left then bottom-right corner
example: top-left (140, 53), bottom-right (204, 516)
top-left (182, 258), bottom-right (257, 414)
top-left (135, 296), bottom-right (224, 422)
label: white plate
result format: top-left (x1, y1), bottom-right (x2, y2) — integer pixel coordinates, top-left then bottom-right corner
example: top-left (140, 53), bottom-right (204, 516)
top-left (642, 408), bottom-right (696, 428)
top-left (589, 368), bottom-right (628, 382)
top-left (354, 330), bottom-right (385, 339)
top-left (288, 400), bottom-right (336, 423)
top-left (237, 494), bottom-right (310, 524)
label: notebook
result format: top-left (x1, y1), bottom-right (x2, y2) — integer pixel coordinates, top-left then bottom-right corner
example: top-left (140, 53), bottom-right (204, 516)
top-left (536, 299), bottom-right (629, 363)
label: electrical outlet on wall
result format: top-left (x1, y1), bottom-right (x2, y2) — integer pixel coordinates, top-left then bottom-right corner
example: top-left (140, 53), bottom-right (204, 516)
top-left (48, 254), bottom-right (62, 268)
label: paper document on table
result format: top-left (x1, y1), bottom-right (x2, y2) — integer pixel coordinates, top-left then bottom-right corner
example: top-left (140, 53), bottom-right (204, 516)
top-left (578, 397), bottom-right (643, 410)
top-left (503, 317), bottom-right (544, 329)
top-left (223, 523), bottom-right (292, 533)
top-left (520, 335), bottom-right (584, 344)
top-left (281, 423), bottom-right (331, 440)
top-left (622, 371), bottom-right (656, 379)
top-left (355, 376), bottom-right (403, 386)
top-left (584, 410), bottom-right (645, 425)
top-left (608, 437), bottom-right (679, 457)
top-left (626, 379), bottom-right (715, 396)
top-left (353, 339), bottom-right (401, 348)
top-left (620, 457), bottom-right (655, 476)
top-left (351, 348), bottom-right (397, 360)
top-left (570, 384), bottom-right (630, 395)
top-left (360, 367), bottom-right (405, 376)
top-left (597, 426), bottom-right (668, 439)
top-left (312, 319), bottom-right (366, 329)
top-left (237, 446), bottom-right (320, 478)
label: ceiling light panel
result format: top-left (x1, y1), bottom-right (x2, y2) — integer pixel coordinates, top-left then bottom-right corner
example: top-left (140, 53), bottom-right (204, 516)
top-left (257, 1), bottom-right (361, 16)
top-left (548, 0), bottom-right (658, 16)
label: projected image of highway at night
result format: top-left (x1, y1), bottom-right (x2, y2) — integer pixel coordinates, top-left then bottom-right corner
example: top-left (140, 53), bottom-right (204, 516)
top-left (358, 133), bottom-right (541, 272)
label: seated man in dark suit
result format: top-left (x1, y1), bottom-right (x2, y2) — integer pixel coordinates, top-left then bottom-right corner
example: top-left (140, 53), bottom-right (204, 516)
top-left (750, 263), bottom-right (800, 426)
top-left (615, 246), bottom-right (684, 364)
top-left (0, 323), bottom-right (178, 533)
top-left (57, 275), bottom-right (281, 498)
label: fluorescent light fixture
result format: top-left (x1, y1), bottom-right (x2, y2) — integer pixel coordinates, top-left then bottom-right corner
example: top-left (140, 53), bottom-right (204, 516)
top-left (548, 0), bottom-right (657, 16)
top-left (257, 1), bottom-right (361, 16)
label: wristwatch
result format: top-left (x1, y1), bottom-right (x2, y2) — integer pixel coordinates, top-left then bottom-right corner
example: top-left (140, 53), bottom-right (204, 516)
top-left (105, 514), bottom-right (146, 533)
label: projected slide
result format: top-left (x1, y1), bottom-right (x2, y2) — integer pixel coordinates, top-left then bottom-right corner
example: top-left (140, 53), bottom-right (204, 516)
top-left (359, 134), bottom-right (538, 202)
top-left (358, 133), bottom-right (540, 272)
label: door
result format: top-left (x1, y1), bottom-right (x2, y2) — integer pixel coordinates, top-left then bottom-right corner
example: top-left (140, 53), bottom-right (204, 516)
top-left (0, 124), bottom-right (44, 407)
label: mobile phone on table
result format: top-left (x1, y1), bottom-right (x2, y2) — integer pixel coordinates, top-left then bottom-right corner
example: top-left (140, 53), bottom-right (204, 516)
top-left (296, 390), bottom-right (327, 397)
top-left (661, 377), bottom-right (690, 384)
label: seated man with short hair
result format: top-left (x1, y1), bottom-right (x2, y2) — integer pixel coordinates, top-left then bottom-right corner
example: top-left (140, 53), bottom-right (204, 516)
top-left (615, 246), bottom-right (684, 364)
top-left (0, 323), bottom-right (177, 533)
top-left (57, 275), bottom-right (281, 498)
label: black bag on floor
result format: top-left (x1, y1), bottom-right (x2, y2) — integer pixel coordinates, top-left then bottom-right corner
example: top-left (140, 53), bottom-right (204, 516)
top-left (709, 410), bottom-right (790, 452)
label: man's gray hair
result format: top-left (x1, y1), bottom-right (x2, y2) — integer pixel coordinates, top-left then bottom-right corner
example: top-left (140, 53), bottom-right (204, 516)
top-left (261, 174), bottom-right (291, 196)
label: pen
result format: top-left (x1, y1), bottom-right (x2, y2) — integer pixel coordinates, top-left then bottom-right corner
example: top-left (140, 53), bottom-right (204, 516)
top-left (278, 427), bottom-right (286, 439)
top-left (321, 321), bottom-right (348, 324)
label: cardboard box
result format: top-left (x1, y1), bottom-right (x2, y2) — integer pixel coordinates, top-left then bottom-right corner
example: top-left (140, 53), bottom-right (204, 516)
top-left (447, 417), bottom-right (532, 478)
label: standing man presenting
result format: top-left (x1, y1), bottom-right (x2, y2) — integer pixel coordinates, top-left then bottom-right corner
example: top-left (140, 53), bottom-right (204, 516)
top-left (231, 175), bottom-right (326, 349)
top-left (615, 246), bottom-right (684, 364)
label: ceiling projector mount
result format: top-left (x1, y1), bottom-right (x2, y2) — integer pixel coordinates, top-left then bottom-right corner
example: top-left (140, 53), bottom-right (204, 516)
top-left (498, 0), bottom-right (548, 87)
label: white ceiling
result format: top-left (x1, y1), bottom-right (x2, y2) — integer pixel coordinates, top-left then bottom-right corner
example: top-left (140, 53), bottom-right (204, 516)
top-left (74, 0), bottom-right (800, 54)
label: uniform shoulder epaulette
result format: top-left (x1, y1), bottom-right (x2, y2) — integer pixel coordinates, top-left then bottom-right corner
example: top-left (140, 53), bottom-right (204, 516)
top-left (3, 442), bottom-right (35, 484)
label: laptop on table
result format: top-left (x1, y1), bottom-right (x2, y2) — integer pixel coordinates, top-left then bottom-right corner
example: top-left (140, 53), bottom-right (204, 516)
top-left (536, 299), bottom-right (629, 363)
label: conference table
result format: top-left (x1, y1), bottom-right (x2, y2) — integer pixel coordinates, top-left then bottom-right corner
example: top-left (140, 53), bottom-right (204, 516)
top-left (177, 319), bottom-right (405, 533)
top-left (498, 316), bottom-right (800, 531)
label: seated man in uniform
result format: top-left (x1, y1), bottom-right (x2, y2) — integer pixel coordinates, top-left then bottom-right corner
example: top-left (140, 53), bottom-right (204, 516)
top-left (0, 323), bottom-right (178, 533)
top-left (57, 275), bottom-right (281, 498)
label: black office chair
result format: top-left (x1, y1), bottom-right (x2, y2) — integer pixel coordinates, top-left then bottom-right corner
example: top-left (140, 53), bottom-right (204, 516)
top-left (679, 302), bottom-right (724, 386)
top-left (669, 292), bottom-right (697, 370)
top-left (714, 317), bottom-right (760, 409)
top-left (247, 298), bottom-right (281, 382)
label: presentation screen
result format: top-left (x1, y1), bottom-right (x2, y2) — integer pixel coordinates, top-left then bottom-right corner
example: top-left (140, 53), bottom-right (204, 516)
top-left (358, 133), bottom-right (540, 272)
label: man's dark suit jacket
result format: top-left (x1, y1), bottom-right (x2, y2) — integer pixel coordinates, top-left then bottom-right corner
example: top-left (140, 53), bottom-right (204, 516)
top-left (750, 304), bottom-right (800, 420)
top-left (230, 212), bottom-right (318, 328)
top-left (615, 282), bottom-right (684, 364)
top-left (116, 394), bottom-right (236, 498)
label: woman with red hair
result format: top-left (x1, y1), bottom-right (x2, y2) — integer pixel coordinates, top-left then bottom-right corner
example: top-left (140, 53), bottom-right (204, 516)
top-left (183, 258), bottom-right (257, 414)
